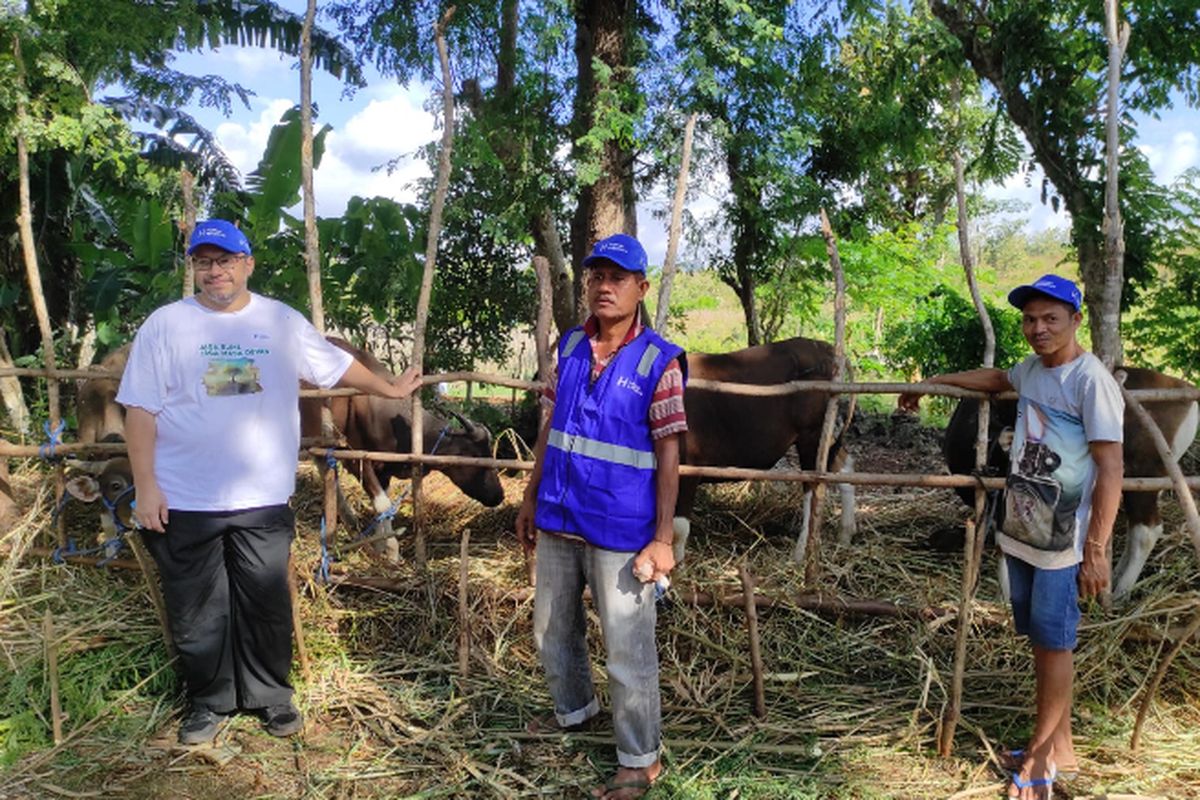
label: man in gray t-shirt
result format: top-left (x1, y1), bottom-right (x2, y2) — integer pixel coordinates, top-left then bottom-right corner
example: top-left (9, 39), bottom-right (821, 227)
top-left (900, 274), bottom-right (1123, 798)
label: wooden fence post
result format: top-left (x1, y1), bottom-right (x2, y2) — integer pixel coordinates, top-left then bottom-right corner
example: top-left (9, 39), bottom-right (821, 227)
top-left (940, 96), bottom-right (997, 756)
top-left (654, 112), bottom-right (697, 332)
top-left (410, 7), bottom-right (458, 573)
top-left (798, 208), bottom-right (847, 582)
top-left (13, 33), bottom-right (65, 550)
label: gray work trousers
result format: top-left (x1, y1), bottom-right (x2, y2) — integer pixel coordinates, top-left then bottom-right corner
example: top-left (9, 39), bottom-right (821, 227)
top-left (532, 531), bottom-right (661, 768)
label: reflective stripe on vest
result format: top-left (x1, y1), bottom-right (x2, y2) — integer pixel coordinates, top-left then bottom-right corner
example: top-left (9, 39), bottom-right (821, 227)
top-left (547, 429), bottom-right (657, 470)
top-left (636, 343), bottom-right (660, 377)
top-left (562, 330), bottom-right (586, 359)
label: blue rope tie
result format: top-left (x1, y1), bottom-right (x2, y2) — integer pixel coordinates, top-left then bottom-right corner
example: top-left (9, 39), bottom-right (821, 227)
top-left (39, 420), bottom-right (66, 461)
top-left (315, 422), bottom-right (454, 576)
top-left (51, 537), bottom-right (78, 565)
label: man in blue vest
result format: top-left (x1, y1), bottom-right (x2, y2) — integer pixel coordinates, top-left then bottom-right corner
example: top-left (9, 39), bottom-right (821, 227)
top-left (517, 233), bottom-right (687, 799)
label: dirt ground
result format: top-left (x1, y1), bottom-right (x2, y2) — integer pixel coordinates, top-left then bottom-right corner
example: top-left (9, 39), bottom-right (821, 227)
top-left (2, 413), bottom-right (1199, 799)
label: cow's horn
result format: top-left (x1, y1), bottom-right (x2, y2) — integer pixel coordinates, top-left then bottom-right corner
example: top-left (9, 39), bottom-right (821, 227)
top-left (447, 409), bottom-right (485, 438)
top-left (65, 458), bottom-right (107, 475)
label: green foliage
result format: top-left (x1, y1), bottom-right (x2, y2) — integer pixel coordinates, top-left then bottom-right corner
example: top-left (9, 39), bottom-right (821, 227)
top-left (1124, 167), bottom-right (1200, 381)
top-left (885, 283), bottom-right (1027, 379)
top-left (1, 631), bottom-right (173, 768)
top-left (814, 2), bottom-right (1012, 231)
top-left (928, 0), bottom-right (1200, 304)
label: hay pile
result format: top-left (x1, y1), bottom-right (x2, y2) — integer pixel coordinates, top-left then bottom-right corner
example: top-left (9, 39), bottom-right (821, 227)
top-left (2, 439), bottom-right (1199, 798)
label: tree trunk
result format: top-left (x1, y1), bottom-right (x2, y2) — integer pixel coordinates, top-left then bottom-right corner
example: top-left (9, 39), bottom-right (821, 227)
top-left (726, 144), bottom-right (764, 346)
top-left (533, 209), bottom-right (578, 335)
top-left (1098, 0), bottom-right (1130, 368)
top-left (300, 0), bottom-right (324, 334)
top-left (655, 113), bottom-right (697, 332)
top-left (411, 10), bottom-right (458, 571)
top-left (180, 166), bottom-right (196, 297)
top-left (571, 0), bottom-right (636, 277)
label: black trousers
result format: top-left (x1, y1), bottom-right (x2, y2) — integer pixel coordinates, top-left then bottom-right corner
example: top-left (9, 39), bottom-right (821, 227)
top-left (141, 504), bottom-right (296, 713)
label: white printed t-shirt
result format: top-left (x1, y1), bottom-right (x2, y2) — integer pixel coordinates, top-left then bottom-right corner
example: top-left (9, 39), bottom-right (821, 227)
top-left (997, 352), bottom-right (1124, 570)
top-left (116, 294), bottom-right (353, 512)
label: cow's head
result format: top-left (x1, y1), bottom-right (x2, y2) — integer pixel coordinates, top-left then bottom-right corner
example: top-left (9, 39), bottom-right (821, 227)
top-left (65, 455), bottom-right (136, 533)
top-left (425, 410), bottom-right (505, 507)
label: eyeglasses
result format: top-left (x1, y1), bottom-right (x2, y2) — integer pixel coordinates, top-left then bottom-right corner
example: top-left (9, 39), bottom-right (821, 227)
top-left (192, 254), bottom-right (247, 272)
top-left (585, 268), bottom-right (639, 287)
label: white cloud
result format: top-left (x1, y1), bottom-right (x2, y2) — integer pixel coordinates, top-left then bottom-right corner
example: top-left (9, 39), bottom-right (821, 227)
top-left (984, 168), bottom-right (1070, 233)
top-left (209, 88), bottom-right (436, 218)
top-left (337, 87), bottom-right (437, 172)
top-left (315, 86), bottom-right (435, 214)
top-left (213, 97), bottom-right (295, 177)
top-left (1160, 131), bottom-right (1198, 184)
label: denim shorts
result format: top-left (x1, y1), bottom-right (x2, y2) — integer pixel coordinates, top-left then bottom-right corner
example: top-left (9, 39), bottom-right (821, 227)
top-left (1005, 555), bottom-right (1081, 651)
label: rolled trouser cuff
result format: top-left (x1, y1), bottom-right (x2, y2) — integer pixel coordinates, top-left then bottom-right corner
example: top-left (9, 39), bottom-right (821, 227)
top-left (556, 696), bottom-right (600, 728)
top-left (617, 746), bottom-right (660, 769)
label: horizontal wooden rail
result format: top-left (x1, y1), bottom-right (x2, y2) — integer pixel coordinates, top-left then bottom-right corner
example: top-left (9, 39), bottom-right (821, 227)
top-left (4, 365), bottom-right (1197, 403)
top-left (1, 439), bottom-right (1193, 491)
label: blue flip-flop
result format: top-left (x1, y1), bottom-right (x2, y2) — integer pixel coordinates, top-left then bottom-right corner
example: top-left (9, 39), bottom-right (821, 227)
top-left (1009, 764), bottom-right (1057, 796)
top-left (1003, 749), bottom-right (1077, 781)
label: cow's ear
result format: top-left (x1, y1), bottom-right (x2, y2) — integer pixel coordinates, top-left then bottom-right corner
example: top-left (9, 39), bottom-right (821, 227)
top-left (65, 474), bottom-right (102, 503)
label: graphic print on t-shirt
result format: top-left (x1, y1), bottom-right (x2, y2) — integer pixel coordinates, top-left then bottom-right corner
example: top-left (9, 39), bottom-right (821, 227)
top-left (202, 357), bottom-right (262, 396)
top-left (1003, 400), bottom-right (1082, 552)
top-left (199, 342), bottom-right (270, 397)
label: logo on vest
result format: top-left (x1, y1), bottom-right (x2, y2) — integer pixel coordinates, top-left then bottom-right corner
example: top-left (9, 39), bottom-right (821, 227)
top-left (615, 376), bottom-right (644, 396)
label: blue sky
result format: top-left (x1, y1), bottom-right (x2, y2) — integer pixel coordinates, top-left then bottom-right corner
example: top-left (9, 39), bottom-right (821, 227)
top-left (155, 3), bottom-right (1200, 262)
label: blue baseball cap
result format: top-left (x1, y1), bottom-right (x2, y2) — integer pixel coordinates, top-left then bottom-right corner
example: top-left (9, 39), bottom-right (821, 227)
top-left (1008, 274), bottom-right (1082, 312)
top-left (583, 233), bottom-right (647, 274)
top-left (187, 219), bottom-right (252, 256)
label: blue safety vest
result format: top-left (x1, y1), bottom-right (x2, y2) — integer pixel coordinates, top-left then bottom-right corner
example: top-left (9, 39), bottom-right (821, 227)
top-left (535, 325), bottom-right (685, 551)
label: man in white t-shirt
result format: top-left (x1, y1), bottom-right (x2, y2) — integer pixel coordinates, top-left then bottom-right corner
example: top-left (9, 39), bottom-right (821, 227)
top-left (899, 274), bottom-right (1123, 799)
top-left (117, 220), bottom-right (422, 746)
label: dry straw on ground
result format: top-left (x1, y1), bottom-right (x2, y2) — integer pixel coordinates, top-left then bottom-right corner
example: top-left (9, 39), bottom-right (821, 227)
top-left (1, 431), bottom-right (1199, 798)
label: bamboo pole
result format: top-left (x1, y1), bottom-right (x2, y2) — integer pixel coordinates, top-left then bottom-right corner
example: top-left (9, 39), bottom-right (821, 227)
top-left (2, 437), bottom-right (1193, 492)
top-left (298, 0), bottom-right (340, 557)
top-left (43, 610), bottom-right (63, 745)
top-left (288, 554), bottom-right (310, 680)
top-left (654, 112), bottom-right (697, 332)
top-left (6, 364), bottom-right (1198, 405)
top-left (13, 33), bottom-right (65, 550)
top-left (410, 7), bottom-right (458, 573)
top-left (941, 116), bottom-right (997, 757)
top-left (126, 534), bottom-right (176, 659)
top-left (458, 529), bottom-right (471, 679)
top-left (738, 563), bottom-right (767, 718)
top-left (799, 208), bottom-right (847, 581)
top-left (179, 166), bottom-right (196, 297)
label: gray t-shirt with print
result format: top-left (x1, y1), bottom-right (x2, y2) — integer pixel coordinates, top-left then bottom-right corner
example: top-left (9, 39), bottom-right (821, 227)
top-left (998, 352), bottom-right (1124, 570)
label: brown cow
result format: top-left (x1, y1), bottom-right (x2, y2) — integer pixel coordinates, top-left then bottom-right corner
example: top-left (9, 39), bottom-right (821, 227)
top-left (673, 336), bottom-right (856, 560)
top-left (300, 337), bottom-right (504, 561)
top-left (944, 366), bottom-right (1198, 599)
top-left (66, 345), bottom-right (135, 544)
